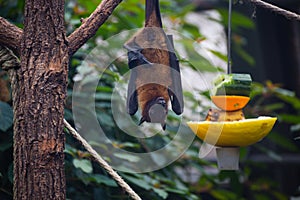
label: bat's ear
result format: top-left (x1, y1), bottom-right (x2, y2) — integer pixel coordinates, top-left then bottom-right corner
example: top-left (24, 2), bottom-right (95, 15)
top-left (138, 117), bottom-right (146, 126)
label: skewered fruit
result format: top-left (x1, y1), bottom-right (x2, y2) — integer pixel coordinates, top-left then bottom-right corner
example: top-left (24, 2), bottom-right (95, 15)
top-left (211, 73), bottom-right (252, 111)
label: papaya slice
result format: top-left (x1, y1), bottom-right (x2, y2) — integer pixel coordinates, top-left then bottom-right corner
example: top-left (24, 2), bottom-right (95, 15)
top-left (211, 95), bottom-right (250, 111)
top-left (187, 117), bottom-right (277, 147)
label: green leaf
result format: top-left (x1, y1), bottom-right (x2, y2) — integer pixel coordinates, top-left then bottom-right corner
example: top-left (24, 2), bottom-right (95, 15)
top-left (0, 101), bottom-right (13, 131)
top-left (276, 93), bottom-right (300, 110)
top-left (239, 147), bottom-right (248, 160)
top-left (255, 145), bottom-right (282, 161)
top-left (165, 188), bottom-right (186, 195)
top-left (233, 44), bottom-right (255, 66)
top-left (218, 9), bottom-right (255, 30)
top-left (263, 103), bottom-right (285, 112)
top-left (272, 190), bottom-right (290, 200)
top-left (210, 189), bottom-right (237, 200)
top-left (268, 131), bottom-right (299, 152)
top-left (89, 140), bottom-right (109, 151)
top-left (274, 87), bottom-right (295, 97)
top-left (73, 158), bottom-right (93, 173)
top-left (250, 82), bottom-right (264, 98)
top-left (92, 174), bottom-right (118, 187)
top-left (122, 174), bottom-right (152, 190)
top-left (97, 113), bottom-right (114, 127)
top-left (278, 114), bottom-right (300, 124)
top-left (209, 49), bottom-right (228, 62)
top-left (253, 193), bottom-right (269, 200)
top-left (64, 144), bottom-right (77, 157)
top-left (179, 39), bottom-right (218, 72)
top-left (96, 86), bottom-right (113, 93)
top-left (182, 23), bottom-right (202, 40)
top-left (113, 153), bottom-right (140, 162)
top-left (112, 142), bottom-right (140, 149)
top-left (153, 188), bottom-right (168, 199)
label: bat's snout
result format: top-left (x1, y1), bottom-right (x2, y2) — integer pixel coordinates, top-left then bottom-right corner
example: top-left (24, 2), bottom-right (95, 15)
top-left (149, 103), bottom-right (167, 122)
top-left (139, 97), bottom-right (168, 130)
top-left (149, 104), bottom-right (167, 130)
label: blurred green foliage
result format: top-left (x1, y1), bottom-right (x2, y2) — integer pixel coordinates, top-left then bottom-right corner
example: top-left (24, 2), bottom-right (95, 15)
top-left (0, 0), bottom-right (300, 199)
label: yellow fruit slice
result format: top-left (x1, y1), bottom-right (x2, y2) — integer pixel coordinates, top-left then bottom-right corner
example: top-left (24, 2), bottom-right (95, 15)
top-left (211, 95), bottom-right (250, 111)
top-left (187, 117), bottom-right (277, 147)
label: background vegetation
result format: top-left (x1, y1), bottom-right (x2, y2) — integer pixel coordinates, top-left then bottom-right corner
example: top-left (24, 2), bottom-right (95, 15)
top-left (0, 0), bottom-right (299, 199)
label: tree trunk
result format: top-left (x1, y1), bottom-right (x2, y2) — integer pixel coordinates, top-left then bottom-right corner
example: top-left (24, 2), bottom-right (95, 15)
top-left (13, 0), bottom-right (68, 199)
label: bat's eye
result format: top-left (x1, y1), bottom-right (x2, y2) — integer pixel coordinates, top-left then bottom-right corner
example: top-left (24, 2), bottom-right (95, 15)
top-left (155, 97), bottom-right (166, 108)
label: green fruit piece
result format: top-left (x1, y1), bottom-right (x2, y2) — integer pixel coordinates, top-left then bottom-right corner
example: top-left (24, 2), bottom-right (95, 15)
top-left (215, 85), bottom-right (251, 96)
top-left (212, 73), bottom-right (252, 96)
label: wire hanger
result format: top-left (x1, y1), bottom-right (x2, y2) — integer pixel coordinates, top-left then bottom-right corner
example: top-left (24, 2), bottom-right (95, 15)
top-left (227, 0), bottom-right (232, 74)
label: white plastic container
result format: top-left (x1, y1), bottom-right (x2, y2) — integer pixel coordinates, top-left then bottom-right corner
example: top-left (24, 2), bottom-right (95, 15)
top-left (216, 147), bottom-right (239, 170)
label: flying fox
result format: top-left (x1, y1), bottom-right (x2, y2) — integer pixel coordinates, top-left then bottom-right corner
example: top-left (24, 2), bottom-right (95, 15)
top-left (124, 0), bottom-right (183, 130)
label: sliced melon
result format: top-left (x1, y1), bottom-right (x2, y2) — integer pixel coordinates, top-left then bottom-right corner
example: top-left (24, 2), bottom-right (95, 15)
top-left (187, 117), bottom-right (277, 147)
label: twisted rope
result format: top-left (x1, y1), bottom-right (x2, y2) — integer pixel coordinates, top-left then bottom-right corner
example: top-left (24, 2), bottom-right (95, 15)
top-left (63, 119), bottom-right (142, 200)
top-left (247, 0), bottom-right (300, 21)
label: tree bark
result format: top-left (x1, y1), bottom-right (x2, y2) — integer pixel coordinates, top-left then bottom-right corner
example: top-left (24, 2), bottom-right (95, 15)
top-left (0, 0), bottom-right (124, 199)
top-left (0, 17), bottom-right (22, 56)
top-left (13, 0), bottom-right (68, 199)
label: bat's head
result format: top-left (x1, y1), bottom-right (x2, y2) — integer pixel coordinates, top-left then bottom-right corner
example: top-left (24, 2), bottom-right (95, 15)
top-left (139, 97), bottom-right (168, 130)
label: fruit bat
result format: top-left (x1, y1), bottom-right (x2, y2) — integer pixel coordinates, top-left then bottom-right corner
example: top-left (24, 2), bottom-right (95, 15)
top-left (124, 0), bottom-right (184, 130)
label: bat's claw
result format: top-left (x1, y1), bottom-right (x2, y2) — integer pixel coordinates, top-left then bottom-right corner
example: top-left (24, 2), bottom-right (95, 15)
top-left (127, 50), bottom-right (152, 69)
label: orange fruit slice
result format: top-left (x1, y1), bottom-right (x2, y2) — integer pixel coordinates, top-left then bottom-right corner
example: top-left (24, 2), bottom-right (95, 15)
top-left (211, 95), bottom-right (250, 111)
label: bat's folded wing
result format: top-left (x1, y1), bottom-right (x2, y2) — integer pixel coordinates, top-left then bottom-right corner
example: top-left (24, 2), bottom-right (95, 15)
top-left (126, 68), bottom-right (138, 115)
top-left (167, 35), bottom-right (184, 115)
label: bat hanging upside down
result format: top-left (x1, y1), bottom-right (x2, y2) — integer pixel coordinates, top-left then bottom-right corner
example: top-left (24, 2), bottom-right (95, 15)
top-left (124, 0), bottom-right (184, 130)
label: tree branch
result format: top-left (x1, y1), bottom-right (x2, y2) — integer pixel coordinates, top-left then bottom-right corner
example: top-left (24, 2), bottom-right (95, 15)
top-left (67, 0), bottom-right (123, 56)
top-left (0, 17), bottom-right (23, 56)
top-left (247, 0), bottom-right (300, 21)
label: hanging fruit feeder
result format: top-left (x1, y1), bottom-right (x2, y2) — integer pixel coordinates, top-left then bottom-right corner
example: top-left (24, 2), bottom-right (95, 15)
top-left (186, 0), bottom-right (277, 170)
top-left (187, 73), bottom-right (277, 170)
